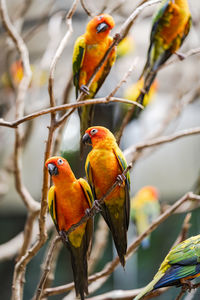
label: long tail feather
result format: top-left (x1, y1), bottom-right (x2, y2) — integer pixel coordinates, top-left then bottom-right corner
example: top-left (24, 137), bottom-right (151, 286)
top-left (66, 239), bottom-right (89, 300)
top-left (101, 203), bottom-right (127, 267)
top-left (135, 272), bottom-right (163, 300)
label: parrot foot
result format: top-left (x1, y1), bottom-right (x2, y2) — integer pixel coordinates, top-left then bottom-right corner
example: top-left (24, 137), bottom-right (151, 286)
top-left (59, 230), bottom-right (68, 243)
top-left (93, 200), bottom-right (102, 212)
top-left (175, 51), bottom-right (186, 61)
top-left (117, 174), bottom-right (126, 186)
top-left (180, 279), bottom-right (193, 292)
top-left (80, 84), bottom-right (90, 95)
top-left (85, 208), bottom-right (93, 217)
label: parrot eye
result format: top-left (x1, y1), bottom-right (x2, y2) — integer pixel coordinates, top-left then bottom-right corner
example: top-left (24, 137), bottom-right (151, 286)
top-left (98, 16), bottom-right (103, 21)
top-left (90, 128), bottom-right (98, 135)
top-left (57, 158), bottom-right (64, 165)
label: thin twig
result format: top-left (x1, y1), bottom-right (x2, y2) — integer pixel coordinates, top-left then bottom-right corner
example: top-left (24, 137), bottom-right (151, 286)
top-left (0, 97), bottom-right (143, 128)
top-left (34, 236), bottom-right (61, 300)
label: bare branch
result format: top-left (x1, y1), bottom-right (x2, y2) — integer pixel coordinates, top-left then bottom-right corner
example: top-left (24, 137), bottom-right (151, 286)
top-left (0, 97), bottom-right (143, 128)
top-left (124, 127), bottom-right (200, 164)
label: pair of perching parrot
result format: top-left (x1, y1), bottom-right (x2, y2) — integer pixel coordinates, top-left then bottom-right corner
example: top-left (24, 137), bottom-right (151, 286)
top-left (45, 0), bottom-right (194, 298)
top-left (72, 0), bottom-right (191, 133)
top-left (45, 126), bottom-right (130, 300)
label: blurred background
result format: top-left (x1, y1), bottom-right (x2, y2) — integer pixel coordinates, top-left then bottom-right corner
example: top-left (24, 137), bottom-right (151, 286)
top-left (0, 0), bottom-right (200, 299)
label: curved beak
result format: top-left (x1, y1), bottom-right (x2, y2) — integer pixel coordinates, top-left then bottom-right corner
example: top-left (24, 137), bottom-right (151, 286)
top-left (82, 133), bottom-right (92, 145)
top-left (96, 22), bottom-right (109, 33)
top-left (47, 163), bottom-right (58, 176)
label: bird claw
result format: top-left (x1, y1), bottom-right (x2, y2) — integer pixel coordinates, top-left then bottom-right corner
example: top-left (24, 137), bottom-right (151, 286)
top-left (80, 84), bottom-right (90, 95)
top-left (93, 200), bottom-right (102, 212)
top-left (175, 51), bottom-right (186, 61)
top-left (117, 174), bottom-right (126, 186)
top-left (180, 279), bottom-right (193, 292)
top-left (59, 230), bottom-right (68, 243)
top-left (85, 208), bottom-right (93, 217)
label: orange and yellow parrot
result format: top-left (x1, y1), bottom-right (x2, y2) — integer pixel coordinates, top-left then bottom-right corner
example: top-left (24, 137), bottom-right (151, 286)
top-left (135, 234), bottom-right (200, 299)
top-left (72, 14), bottom-right (116, 136)
top-left (131, 186), bottom-right (160, 248)
top-left (82, 126), bottom-right (130, 267)
top-left (45, 156), bottom-right (93, 300)
top-left (137, 0), bottom-right (191, 106)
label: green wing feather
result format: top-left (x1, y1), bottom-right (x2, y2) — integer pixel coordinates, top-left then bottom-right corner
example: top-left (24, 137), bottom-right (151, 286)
top-left (113, 147), bottom-right (130, 229)
top-left (167, 235), bottom-right (200, 266)
top-left (85, 155), bottom-right (96, 198)
top-left (48, 185), bottom-right (58, 229)
top-left (78, 177), bottom-right (94, 208)
top-left (72, 36), bottom-right (86, 98)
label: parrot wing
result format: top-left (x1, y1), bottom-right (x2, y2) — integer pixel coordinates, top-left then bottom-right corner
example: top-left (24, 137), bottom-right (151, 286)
top-left (85, 155), bottom-right (96, 199)
top-left (72, 35), bottom-right (86, 98)
top-left (48, 185), bottom-right (58, 230)
top-left (113, 147), bottom-right (130, 230)
top-left (78, 177), bottom-right (94, 208)
top-left (167, 236), bottom-right (200, 266)
top-left (78, 177), bottom-right (94, 257)
top-left (154, 235), bottom-right (200, 289)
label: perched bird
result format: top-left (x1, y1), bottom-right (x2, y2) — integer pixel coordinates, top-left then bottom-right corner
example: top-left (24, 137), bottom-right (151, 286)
top-left (137, 0), bottom-right (191, 106)
top-left (82, 126), bottom-right (130, 267)
top-left (135, 234), bottom-right (200, 299)
top-left (45, 156), bottom-right (93, 300)
top-left (131, 186), bottom-right (160, 248)
top-left (72, 14), bottom-right (116, 136)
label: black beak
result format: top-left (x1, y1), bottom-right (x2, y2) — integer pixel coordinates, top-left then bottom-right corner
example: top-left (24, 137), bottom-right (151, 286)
top-left (47, 163), bottom-right (58, 176)
top-left (96, 22), bottom-right (109, 33)
top-left (82, 133), bottom-right (92, 145)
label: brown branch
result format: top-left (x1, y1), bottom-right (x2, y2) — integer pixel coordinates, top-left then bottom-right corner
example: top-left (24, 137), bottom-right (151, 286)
top-left (124, 126), bottom-right (200, 164)
top-left (34, 236), bottom-right (61, 300)
top-left (43, 192), bottom-right (200, 297)
top-left (80, 0), bottom-right (94, 17)
top-left (0, 97), bottom-right (143, 128)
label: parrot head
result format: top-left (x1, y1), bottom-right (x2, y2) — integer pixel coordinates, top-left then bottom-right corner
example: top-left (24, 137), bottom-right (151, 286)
top-left (86, 14), bottom-right (115, 39)
top-left (133, 186), bottom-right (159, 206)
top-left (45, 156), bottom-right (75, 181)
top-left (82, 126), bottom-right (116, 148)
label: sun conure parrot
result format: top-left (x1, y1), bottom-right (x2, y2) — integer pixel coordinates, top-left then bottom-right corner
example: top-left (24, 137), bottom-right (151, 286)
top-left (131, 186), bottom-right (160, 248)
top-left (72, 14), bottom-right (116, 137)
top-left (45, 156), bottom-right (93, 300)
top-left (135, 234), bottom-right (200, 300)
top-left (82, 126), bottom-right (130, 267)
top-left (137, 0), bottom-right (191, 106)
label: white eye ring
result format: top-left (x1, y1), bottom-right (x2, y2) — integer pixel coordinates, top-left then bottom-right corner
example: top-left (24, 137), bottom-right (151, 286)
top-left (57, 158), bottom-right (64, 165)
top-left (90, 128), bottom-right (98, 135)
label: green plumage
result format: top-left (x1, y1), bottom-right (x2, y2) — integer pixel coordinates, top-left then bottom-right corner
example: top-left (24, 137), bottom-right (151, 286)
top-left (135, 235), bottom-right (200, 299)
top-left (137, 0), bottom-right (191, 106)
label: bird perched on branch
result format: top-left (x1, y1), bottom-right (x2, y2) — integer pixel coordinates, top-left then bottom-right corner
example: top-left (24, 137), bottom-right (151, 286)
top-left (72, 14), bottom-right (116, 137)
top-left (135, 234), bottom-right (200, 299)
top-left (137, 0), bottom-right (191, 106)
top-left (45, 156), bottom-right (93, 300)
top-left (82, 126), bottom-right (130, 267)
top-left (131, 186), bottom-right (160, 248)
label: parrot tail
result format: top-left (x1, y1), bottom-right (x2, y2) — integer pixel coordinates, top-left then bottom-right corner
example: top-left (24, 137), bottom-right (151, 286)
top-left (101, 203), bottom-right (127, 267)
top-left (134, 272), bottom-right (163, 300)
top-left (137, 70), bottom-right (157, 107)
top-left (67, 241), bottom-right (89, 300)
